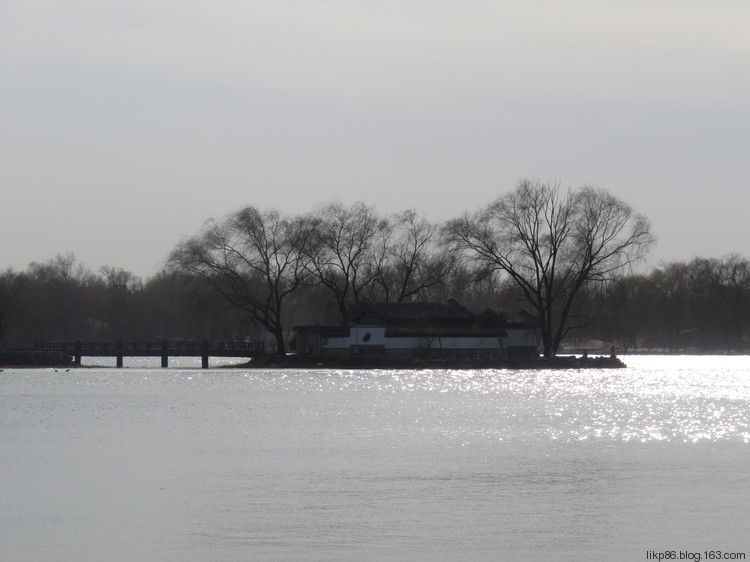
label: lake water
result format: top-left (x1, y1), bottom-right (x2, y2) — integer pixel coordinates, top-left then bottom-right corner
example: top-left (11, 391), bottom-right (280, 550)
top-left (1, 355), bottom-right (749, 561)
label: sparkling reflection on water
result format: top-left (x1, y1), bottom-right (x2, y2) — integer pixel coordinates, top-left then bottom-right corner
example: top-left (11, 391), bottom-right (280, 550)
top-left (1, 356), bottom-right (749, 561)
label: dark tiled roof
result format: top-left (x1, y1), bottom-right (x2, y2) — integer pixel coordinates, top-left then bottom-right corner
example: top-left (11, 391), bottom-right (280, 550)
top-left (348, 298), bottom-right (475, 322)
top-left (477, 307), bottom-right (536, 326)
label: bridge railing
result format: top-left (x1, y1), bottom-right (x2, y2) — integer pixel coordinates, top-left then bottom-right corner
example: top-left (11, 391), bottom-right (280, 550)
top-left (36, 340), bottom-right (265, 367)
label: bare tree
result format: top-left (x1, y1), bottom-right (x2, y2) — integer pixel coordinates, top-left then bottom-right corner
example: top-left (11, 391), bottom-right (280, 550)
top-left (0, 269), bottom-right (27, 342)
top-left (28, 253), bottom-right (93, 285)
top-left (100, 266), bottom-right (143, 293)
top-left (98, 266), bottom-right (143, 339)
top-left (168, 206), bottom-right (309, 355)
top-left (302, 202), bottom-right (390, 321)
top-left (710, 253), bottom-right (750, 345)
top-left (376, 209), bottom-right (454, 302)
top-left (27, 253), bottom-right (100, 340)
top-left (444, 179), bottom-right (654, 357)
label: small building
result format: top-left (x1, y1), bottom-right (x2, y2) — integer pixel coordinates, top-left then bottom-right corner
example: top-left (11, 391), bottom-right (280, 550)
top-left (294, 298), bottom-right (538, 360)
top-left (474, 307), bottom-right (539, 358)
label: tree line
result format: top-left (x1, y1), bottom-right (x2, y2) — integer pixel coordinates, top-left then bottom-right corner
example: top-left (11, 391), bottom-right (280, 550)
top-left (1, 180), bottom-right (748, 356)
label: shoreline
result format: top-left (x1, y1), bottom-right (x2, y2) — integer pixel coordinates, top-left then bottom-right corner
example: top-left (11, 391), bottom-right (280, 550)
top-left (1, 348), bottom-right (625, 369)
top-left (3, 348), bottom-right (748, 369)
top-left (222, 354), bottom-right (628, 370)
top-left (0, 349), bottom-right (76, 369)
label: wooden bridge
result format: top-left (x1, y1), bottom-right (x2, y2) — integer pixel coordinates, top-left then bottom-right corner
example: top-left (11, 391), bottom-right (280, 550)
top-left (37, 340), bottom-right (265, 368)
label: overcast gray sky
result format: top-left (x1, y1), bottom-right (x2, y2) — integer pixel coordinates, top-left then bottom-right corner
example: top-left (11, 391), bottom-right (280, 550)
top-left (2, 1), bottom-right (748, 279)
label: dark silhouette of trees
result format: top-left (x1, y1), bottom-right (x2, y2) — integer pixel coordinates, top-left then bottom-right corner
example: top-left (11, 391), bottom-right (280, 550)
top-left (139, 271), bottom-right (205, 340)
top-left (301, 202), bottom-right (390, 322)
top-left (168, 206), bottom-right (310, 355)
top-left (25, 253), bottom-right (101, 341)
top-left (650, 262), bottom-right (691, 351)
top-left (710, 253), bottom-right (750, 344)
top-left (595, 274), bottom-right (656, 352)
top-left (589, 255), bottom-right (750, 353)
top-left (445, 180), bottom-right (654, 357)
top-left (98, 266), bottom-right (144, 339)
top-left (0, 269), bottom-right (27, 342)
top-left (375, 209), bottom-right (454, 303)
top-left (6, 187), bottom-right (750, 359)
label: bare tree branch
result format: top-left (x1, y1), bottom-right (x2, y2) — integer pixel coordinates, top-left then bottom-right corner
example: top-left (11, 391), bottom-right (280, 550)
top-left (444, 179), bottom-right (654, 357)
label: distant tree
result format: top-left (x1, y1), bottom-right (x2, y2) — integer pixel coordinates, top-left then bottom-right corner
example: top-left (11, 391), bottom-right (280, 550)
top-left (651, 261), bottom-right (706, 350)
top-left (0, 269), bottom-right (27, 343)
top-left (682, 258), bottom-right (722, 348)
top-left (597, 274), bottom-right (655, 352)
top-left (99, 266), bottom-right (143, 293)
top-left (168, 206), bottom-right (310, 355)
top-left (709, 253), bottom-right (750, 346)
top-left (444, 179), bottom-right (654, 357)
top-left (28, 253), bottom-right (93, 286)
top-left (302, 202), bottom-right (390, 321)
top-left (140, 271), bottom-right (196, 339)
top-left (98, 266), bottom-right (143, 339)
top-left (26, 253), bottom-right (100, 340)
top-left (375, 209), bottom-right (454, 302)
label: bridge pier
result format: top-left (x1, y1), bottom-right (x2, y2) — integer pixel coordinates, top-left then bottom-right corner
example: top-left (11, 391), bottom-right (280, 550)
top-left (202, 340), bottom-right (209, 369)
top-left (161, 340), bottom-right (168, 368)
top-left (116, 340), bottom-right (123, 368)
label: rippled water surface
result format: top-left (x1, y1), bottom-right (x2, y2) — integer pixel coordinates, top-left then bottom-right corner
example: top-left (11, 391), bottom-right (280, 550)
top-left (2, 356), bottom-right (749, 561)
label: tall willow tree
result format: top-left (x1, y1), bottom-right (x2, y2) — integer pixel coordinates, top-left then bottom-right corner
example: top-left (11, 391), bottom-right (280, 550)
top-left (169, 206), bottom-right (310, 355)
top-left (445, 179), bottom-right (654, 357)
top-left (301, 202), bottom-right (391, 322)
top-left (375, 209), bottom-right (454, 303)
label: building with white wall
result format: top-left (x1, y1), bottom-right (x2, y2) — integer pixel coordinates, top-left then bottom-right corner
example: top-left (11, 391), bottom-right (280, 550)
top-left (295, 299), bottom-right (538, 360)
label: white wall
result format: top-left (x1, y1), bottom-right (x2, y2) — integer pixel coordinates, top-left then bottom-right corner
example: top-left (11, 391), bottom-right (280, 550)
top-left (320, 323), bottom-right (537, 353)
top-left (323, 326), bottom-right (510, 351)
top-left (505, 328), bottom-right (537, 347)
top-left (324, 327), bottom-right (387, 349)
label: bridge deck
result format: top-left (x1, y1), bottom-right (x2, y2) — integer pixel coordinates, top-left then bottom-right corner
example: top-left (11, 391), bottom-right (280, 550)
top-left (37, 340), bottom-right (265, 367)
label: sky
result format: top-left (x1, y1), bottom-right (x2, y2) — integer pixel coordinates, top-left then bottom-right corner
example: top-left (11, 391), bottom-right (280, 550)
top-left (2, 1), bottom-right (749, 279)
